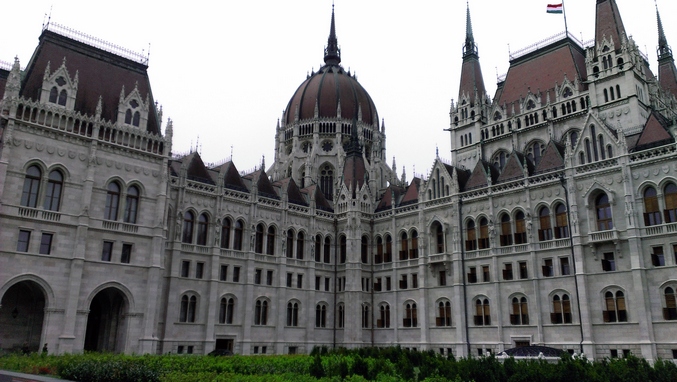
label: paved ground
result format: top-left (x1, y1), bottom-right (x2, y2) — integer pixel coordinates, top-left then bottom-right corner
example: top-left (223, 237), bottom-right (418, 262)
top-left (0, 370), bottom-right (70, 382)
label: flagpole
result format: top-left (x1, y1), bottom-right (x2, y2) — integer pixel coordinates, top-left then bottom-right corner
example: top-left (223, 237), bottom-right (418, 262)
top-left (562, 0), bottom-right (569, 38)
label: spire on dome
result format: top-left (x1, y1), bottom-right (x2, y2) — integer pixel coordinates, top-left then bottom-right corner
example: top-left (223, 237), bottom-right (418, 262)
top-left (463, 1), bottom-right (477, 58)
top-left (324, 4), bottom-right (341, 66)
top-left (657, 4), bottom-right (672, 60)
top-left (344, 119), bottom-right (362, 157)
top-left (594, 0), bottom-right (628, 52)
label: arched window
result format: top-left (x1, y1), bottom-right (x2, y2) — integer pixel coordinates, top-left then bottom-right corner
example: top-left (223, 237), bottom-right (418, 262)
top-left (643, 187), bottom-right (661, 226)
top-left (44, 170), bottom-right (63, 211)
top-left (500, 214), bottom-right (513, 246)
top-left (478, 218), bottom-right (490, 249)
top-left (316, 304), bottom-right (327, 328)
top-left (254, 299), bottom-right (268, 325)
top-left (286, 302), bottom-right (299, 327)
top-left (49, 87), bottom-right (58, 103)
top-left (538, 207), bottom-right (552, 241)
top-left (180, 295), bottom-right (197, 323)
top-left (286, 229), bottom-right (294, 258)
top-left (362, 304), bottom-right (370, 328)
top-left (255, 224), bottom-right (265, 253)
top-left (123, 185), bottom-right (139, 223)
top-left (219, 297), bottom-right (234, 324)
top-left (664, 184), bottom-right (677, 223)
top-left (376, 236), bottom-right (384, 264)
top-left (570, 131), bottom-right (579, 148)
top-left (266, 226), bottom-right (276, 255)
top-left (132, 111), bottom-right (140, 127)
top-left (616, 85), bottom-right (621, 98)
top-left (551, 294), bottom-right (572, 324)
top-left (466, 220), bottom-right (477, 251)
top-left (337, 304), bottom-right (345, 328)
top-left (196, 213), bottom-right (208, 246)
top-left (585, 139), bottom-right (592, 163)
top-left (339, 235), bottom-right (347, 263)
top-left (221, 218), bottom-right (231, 249)
top-left (103, 183), bottom-right (122, 220)
top-left (596, 194), bottom-right (613, 231)
top-left (58, 89), bottom-right (67, 106)
top-left (400, 232), bottom-right (409, 260)
top-left (315, 234), bottom-right (322, 262)
top-left (410, 230), bottom-right (419, 259)
top-left (599, 135), bottom-right (606, 160)
top-left (125, 109), bottom-right (133, 124)
top-left (664, 287), bottom-right (677, 320)
top-left (182, 211), bottom-right (195, 243)
top-left (385, 235), bottom-right (393, 262)
top-left (603, 291), bottom-right (627, 322)
top-left (296, 232), bottom-right (304, 259)
top-left (361, 236), bottom-right (369, 264)
top-left (474, 299), bottom-right (490, 325)
top-left (437, 300), bottom-right (452, 326)
top-left (433, 222), bottom-right (444, 253)
top-left (493, 151), bottom-right (507, 170)
top-left (511, 297), bottom-right (529, 325)
top-left (323, 237), bottom-right (331, 263)
top-left (404, 302), bottom-right (417, 327)
top-left (377, 303), bottom-right (391, 328)
top-left (609, 87), bottom-right (615, 101)
top-left (320, 165), bottom-right (334, 200)
top-left (514, 211), bottom-right (527, 244)
top-left (233, 220), bottom-right (244, 250)
top-left (554, 204), bottom-right (569, 238)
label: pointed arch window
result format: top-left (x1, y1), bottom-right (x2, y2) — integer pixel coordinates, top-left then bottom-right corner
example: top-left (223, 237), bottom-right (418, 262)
top-left (44, 170), bottom-right (63, 211)
top-left (410, 230), bottom-right (419, 258)
top-left (551, 294), bottom-right (572, 324)
top-left (219, 297), bottom-right (234, 324)
top-left (603, 291), bottom-right (627, 322)
top-left (180, 294), bottom-right (197, 323)
top-left (643, 187), bottom-right (661, 226)
top-left (596, 194), bottom-right (613, 231)
top-left (320, 165), bottom-right (334, 200)
top-left (104, 182), bottom-right (121, 220)
top-left (255, 224), bottom-right (265, 253)
top-left (286, 229), bottom-right (294, 258)
top-left (514, 211), bottom-right (527, 244)
top-left (376, 236), bottom-right (384, 264)
top-left (315, 234), bottom-right (322, 262)
top-left (554, 204), bottom-right (569, 238)
top-left (221, 218), bottom-right (231, 249)
top-left (474, 299), bottom-right (490, 326)
top-left (400, 232), bottom-right (409, 260)
top-left (361, 236), bottom-right (369, 264)
top-left (385, 234), bottom-right (393, 262)
top-left (196, 213), bottom-right (208, 246)
top-left (286, 301), bottom-right (299, 327)
top-left (664, 287), bottom-right (677, 320)
top-left (433, 222), bottom-right (444, 254)
top-left (510, 297), bottom-right (529, 325)
top-left (132, 111), bottom-right (140, 127)
top-left (500, 214), bottom-right (513, 246)
top-left (315, 304), bottom-right (327, 328)
top-left (339, 235), bottom-right (347, 263)
top-left (125, 109), bottom-right (133, 124)
top-left (664, 184), bottom-right (677, 223)
top-left (538, 207), bottom-right (552, 241)
top-left (296, 232), bottom-right (305, 259)
top-left (233, 220), bottom-right (244, 250)
top-left (123, 185), bottom-right (139, 223)
top-left (49, 87), bottom-right (58, 103)
top-left (362, 304), bottom-right (370, 328)
top-left (58, 89), bottom-right (67, 106)
top-left (403, 302), bottom-right (417, 327)
top-left (466, 220), bottom-right (477, 251)
top-left (436, 300), bottom-right (452, 326)
top-left (337, 304), bottom-right (345, 328)
top-left (266, 226), bottom-right (276, 255)
top-left (182, 211), bottom-right (195, 243)
top-left (323, 236), bottom-right (331, 263)
top-left (254, 299), bottom-right (268, 325)
top-left (377, 303), bottom-right (391, 328)
top-left (478, 218), bottom-right (490, 249)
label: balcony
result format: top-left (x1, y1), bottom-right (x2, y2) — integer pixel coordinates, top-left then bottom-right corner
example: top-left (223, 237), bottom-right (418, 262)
top-left (589, 229), bottom-right (618, 243)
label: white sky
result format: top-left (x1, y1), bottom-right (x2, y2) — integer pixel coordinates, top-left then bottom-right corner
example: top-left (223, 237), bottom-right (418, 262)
top-left (1, 0), bottom-right (675, 179)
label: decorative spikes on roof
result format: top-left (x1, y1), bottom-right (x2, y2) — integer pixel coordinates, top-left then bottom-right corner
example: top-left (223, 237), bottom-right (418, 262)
top-left (324, 4), bottom-right (341, 66)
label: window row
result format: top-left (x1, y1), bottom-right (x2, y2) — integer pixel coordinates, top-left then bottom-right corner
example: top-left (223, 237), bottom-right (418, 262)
top-left (642, 183), bottom-right (677, 226)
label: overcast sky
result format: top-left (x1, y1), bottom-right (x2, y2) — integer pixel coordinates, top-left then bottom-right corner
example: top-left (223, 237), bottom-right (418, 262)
top-left (2, 0), bottom-right (675, 179)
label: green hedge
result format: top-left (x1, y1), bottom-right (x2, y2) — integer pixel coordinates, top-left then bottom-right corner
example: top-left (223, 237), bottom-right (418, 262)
top-left (1, 347), bottom-right (676, 382)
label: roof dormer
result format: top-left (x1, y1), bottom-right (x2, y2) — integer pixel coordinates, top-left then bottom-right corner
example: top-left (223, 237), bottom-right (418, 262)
top-left (117, 83), bottom-right (149, 128)
top-left (39, 58), bottom-right (78, 110)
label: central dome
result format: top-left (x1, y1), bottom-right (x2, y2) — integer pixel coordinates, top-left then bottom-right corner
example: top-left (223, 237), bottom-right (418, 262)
top-left (282, 7), bottom-right (378, 126)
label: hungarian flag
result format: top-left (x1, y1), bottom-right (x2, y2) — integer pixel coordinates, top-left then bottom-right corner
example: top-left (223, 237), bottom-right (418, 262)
top-left (546, 3), bottom-right (563, 14)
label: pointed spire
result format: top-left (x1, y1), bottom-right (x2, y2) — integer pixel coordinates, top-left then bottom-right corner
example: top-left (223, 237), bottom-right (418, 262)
top-left (463, 1), bottom-right (478, 58)
top-left (657, 3), bottom-right (672, 60)
top-left (323, 4), bottom-right (341, 66)
top-left (595, 0), bottom-right (628, 52)
top-left (343, 119), bottom-right (362, 157)
top-left (458, 1), bottom-right (486, 105)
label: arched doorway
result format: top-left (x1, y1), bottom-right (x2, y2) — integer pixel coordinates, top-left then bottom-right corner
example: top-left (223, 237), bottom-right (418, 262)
top-left (84, 288), bottom-right (128, 352)
top-left (0, 281), bottom-right (46, 352)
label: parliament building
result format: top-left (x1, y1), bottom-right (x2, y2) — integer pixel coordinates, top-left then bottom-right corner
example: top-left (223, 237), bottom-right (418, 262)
top-left (2, 0), bottom-right (677, 361)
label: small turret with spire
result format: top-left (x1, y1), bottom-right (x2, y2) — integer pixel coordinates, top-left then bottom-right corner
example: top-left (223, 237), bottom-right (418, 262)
top-left (324, 4), bottom-right (341, 66)
top-left (656, 2), bottom-right (677, 99)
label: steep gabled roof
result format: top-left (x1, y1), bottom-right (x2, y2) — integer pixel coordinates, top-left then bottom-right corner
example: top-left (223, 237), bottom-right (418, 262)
top-left (244, 169), bottom-right (278, 199)
top-left (533, 141), bottom-right (565, 175)
top-left (495, 39), bottom-right (587, 117)
top-left (595, 0), bottom-right (627, 53)
top-left (303, 184), bottom-right (333, 212)
top-left (276, 178), bottom-right (307, 206)
top-left (20, 30), bottom-right (160, 134)
top-left (464, 160), bottom-right (498, 190)
top-left (400, 178), bottom-right (421, 206)
top-left (496, 152), bottom-right (532, 183)
top-left (185, 152), bottom-right (215, 185)
top-left (375, 185), bottom-right (404, 212)
top-left (631, 112), bottom-right (674, 152)
top-left (216, 161), bottom-right (248, 192)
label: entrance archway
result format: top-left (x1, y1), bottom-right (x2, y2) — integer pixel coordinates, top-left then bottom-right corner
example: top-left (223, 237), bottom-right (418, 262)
top-left (84, 287), bottom-right (128, 352)
top-left (0, 281), bottom-right (46, 352)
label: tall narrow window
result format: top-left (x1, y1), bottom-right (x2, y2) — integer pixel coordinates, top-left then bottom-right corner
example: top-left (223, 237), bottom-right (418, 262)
top-left (511, 297), bottom-right (529, 325)
top-left (361, 236), bottom-right (369, 264)
top-left (478, 218), bottom-right (490, 249)
top-left (58, 89), bottom-right (67, 106)
top-left (474, 299), bottom-right (490, 325)
top-left (643, 187), bottom-right (661, 226)
top-left (255, 224), bottom-right (264, 253)
top-left (196, 213), bottom-right (208, 246)
top-left (410, 230), bottom-right (419, 259)
top-left (500, 214), bottom-right (513, 246)
top-left (554, 204), bottom-right (569, 238)
top-left (286, 229), bottom-right (294, 258)
top-left (323, 237), bottom-right (331, 263)
top-left (466, 220), bottom-right (477, 250)
top-left (315, 235), bottom-right (322, 262)
top-left (376, 237), bottom-right (384, 263)
top-left (39, 233), bottom-right (53, 255)
top-left (404, 303), bottom-right (417, 327)
top-left (337, 305), bottom-right (345, 328)
top-left (400, 232), bottom-right (409, 260)
top-left (538, 207), bottom-right (552, 241)
top-left (287, 302), bottom-right (299, 327)
top-left (266, 226), bottom-right (276, 255)
top-left (378, 304), bottom-right (391, 328)
top-left (551, 294), bottom-right (572, 324)
top-left (316, 304), bottom-right (327, 328)
top-left (182, 211), bottom-right (195, 243)
top-left (49, 87), bottom-right (58, 103)
top-left (219, 298), bottom-right (235, 324)
top-left (221, 218), bottom-right (231, 248)
top-left (320, 165), bottom-right (334, 200)
top-left (664, 184), bottom-right (677, 223)
top-left (123, 186), bottom-right (139, 223)
top-left (255, 300), bottom-right (268, 325)
top-left (603, 291), bottom-right (627, 322)
top-left (362, 305), bottom-right (370, 328)
top-left (121, 243), bottom-right (132, 263)
top-left (596, 194), bottom-right (613, 231)
top-left (434, 223), bottom-right (444, 253)
top-left (17, 230), bottom-right (31, 252)
top-left (514, 211), bottom-right (527, 244)
top-left (339, 235), bottom-right (347, 263)
top-left (437, 301), bottom-right (452, 326)
top-left (233, 220), bottom-right (243, 250)
top-left (101, 241), bottom-right (113, 261)
top-left (104, 182), bottom-right (121, 220)
top-left (664, 287), bottom-right (677, 320)
top-left (43, 170), bottom-right (63, 211)
top-left (21, 165), bottom-right (42, 208)
top-left (385, 235), bottom-right (393, 262)
top-left (652, 246), bottom-right (665, 267)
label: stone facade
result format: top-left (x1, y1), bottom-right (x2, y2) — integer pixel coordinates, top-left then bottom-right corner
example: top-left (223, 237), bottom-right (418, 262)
top-left (1, 1), bottom-right (677, 361)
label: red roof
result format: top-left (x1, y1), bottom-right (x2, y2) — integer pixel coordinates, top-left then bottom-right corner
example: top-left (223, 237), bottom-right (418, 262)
top-left (495, 40), bottom-right (587, 116)
top-left (458, 57), bottom-right (486, 105)
top-left (400, 178), bottom-right (421, 206)
top-left (533, 141), bottom-right (565, 175)
top-left (632, 112), bottom-right (674, 151)
top-left (595, 0), bottom-right (627, 52)
top-left (20, 30), bottom-right (160, 134)
top-left (658, 59), bottom-right (677, 100)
